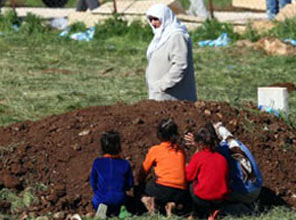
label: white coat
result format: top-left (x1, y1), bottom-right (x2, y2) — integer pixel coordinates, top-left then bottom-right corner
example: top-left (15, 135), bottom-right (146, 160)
top-left (146, 4), bottom-right (197, 102)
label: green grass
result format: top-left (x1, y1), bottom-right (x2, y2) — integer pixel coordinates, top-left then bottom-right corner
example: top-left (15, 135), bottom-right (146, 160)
top-left (0, 187), bottom-right (38, 214)
top-left (0, 12), bottom-right (295, 126)
top-left (0, 11), bottom-right (296, 219)
top-left (81, 206), bottom-right (296, 220)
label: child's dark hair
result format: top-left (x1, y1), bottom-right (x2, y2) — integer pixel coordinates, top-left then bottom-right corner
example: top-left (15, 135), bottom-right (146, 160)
top-left (194, 123), bottom-right (219, 152)
top-left (157, 118), bottom-right (179, 144)
top-left (101, 131), bottom-right (122, 155)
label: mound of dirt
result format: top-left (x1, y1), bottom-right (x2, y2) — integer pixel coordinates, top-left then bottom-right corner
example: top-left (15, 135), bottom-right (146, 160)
top-left (0, 100), bottom-right (296, 216)
top-left (269, 82), bottom-right (296, 94)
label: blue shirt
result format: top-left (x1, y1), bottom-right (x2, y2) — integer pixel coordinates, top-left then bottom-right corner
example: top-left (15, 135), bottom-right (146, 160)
top-left (217, 140), bottom-right (263, 194)
top-left (90, 156), bottom-right (134, 209)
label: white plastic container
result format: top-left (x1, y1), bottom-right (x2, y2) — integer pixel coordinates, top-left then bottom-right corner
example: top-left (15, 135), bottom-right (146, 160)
top-left (257, 87), bottom-right (289, 113)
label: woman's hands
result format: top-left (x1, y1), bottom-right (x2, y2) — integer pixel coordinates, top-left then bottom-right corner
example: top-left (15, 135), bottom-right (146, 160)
top-left (184, 132), bottom-right (195, 146)
top-left (184, 132), bottom-right (200, 153)
top-left (213, 122), bottom-right (233, 141)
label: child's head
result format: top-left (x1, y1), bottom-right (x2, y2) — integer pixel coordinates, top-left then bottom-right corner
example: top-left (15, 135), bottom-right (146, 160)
top-left (157, 118), bottom-right (179, 144)
top-left (194, 123), bottom-right (219, 152)
top-left (101, 131), bottom-right (122, 155)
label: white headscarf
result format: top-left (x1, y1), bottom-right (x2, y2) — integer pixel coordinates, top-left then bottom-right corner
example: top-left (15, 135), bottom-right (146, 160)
top-left (146, 3), bottom-right (189, 60)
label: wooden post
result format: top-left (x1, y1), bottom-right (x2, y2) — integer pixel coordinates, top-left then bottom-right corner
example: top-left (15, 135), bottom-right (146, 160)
top-left (10, 0), bottom-right (16, 10)
top-left (112, 0), bottom-right (117, 13)
top-left (208, 0), bottom-right (214, 19)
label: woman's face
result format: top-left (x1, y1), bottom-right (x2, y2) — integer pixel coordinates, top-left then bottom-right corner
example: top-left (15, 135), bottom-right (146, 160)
top-left (148, 16), bottom-right (161, 29)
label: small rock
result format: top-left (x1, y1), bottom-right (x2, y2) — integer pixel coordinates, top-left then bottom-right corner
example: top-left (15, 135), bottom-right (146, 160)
top-left (85, 212), bottom-right (94, 218)
top-left (19, 212), bottom-right (28, 220)
top-left (53, 211), bottom-right (66, 219)
top-left (194, 101), bottom-right (206, 108)
top-left (70, 214), bottom-right (82, 220)
top-left (78, 130), bottom-right (91, 136)
top-left (72, 144), bottom-right (81, 151)
top-left (229, 119), bottom-right (237, 126)
top-left (216, 113), bottom-right (223, 119)
top-left (36, 216), bottom-right (49, 220)
top-left (132, 118), bottom-right (144, 125)
top-left (204, 109), bottom-right (211, 116)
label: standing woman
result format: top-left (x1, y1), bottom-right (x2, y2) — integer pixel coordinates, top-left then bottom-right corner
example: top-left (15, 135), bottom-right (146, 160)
top-left (145, 4), bottom-right (197, 101)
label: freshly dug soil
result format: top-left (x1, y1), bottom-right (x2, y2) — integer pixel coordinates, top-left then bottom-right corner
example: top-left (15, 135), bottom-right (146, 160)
top-left (269, 82), bottom-right (296, 94)
top-left (0, 100), bottom-right (296, 215)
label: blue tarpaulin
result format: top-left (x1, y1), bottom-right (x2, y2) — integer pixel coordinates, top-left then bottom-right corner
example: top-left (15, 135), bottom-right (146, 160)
top-left (198, 33), bottom-right (230, 47)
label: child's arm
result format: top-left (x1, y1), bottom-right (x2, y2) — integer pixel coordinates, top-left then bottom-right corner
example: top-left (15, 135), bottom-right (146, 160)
top-left (213, 122), bottom-right (255, 182)
top-left (90, 159), bottom-right (98, 191)
top-left (137, 165), bottom-right (147, 185)
top-left (125, 163), bottom-right (134, 196)
top-left (185, 153), bottom-right (200, 183)
top-left (213, 122), bottom-right (233, 141)
top-left (184, 132), bottom-right (201, 153)
top-left (137, 148), bottom-right (155, 184)
top-left (126, 163), bottom-right (134, 190)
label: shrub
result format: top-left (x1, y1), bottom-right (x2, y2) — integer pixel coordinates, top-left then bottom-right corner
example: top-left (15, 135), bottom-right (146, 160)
top-left (20, 13), bottom-right (51, 35)
top-left (125, 20), bottom-right (152, 42)
top-left (268, 17), bottom-right (296, 39)
top-left (68, 21), bottom-right (87, 34)
top-left (190, 18), bottom-right (240, 42)
top-left (92, 15), bottom-right (152, 43)
top-left (0, 9), bottom-right (21, 32)
top-left (241, 22), bottom-right (262, 42)
top-left (94, 14), bottom-right (129, 40)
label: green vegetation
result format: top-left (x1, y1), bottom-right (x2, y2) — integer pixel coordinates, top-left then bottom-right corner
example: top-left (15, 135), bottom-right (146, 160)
top-left (191, 18), bottom-right (240, 42)
top-left (0, 187), bottom-right (38, 213)
top-left (0, 10), bottom-right (296, 219)
top-left (269, 18), bottom-right (296, 39)
top-left (0, 11), bottom-right (295, 127)
top-left (82, 207), bottom-right (296, 220)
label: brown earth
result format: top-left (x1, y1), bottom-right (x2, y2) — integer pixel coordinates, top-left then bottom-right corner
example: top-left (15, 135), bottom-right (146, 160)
top-left (269, 82), bottom-right (296, 94)
top-left (0, 100), bottom-right (296, 216)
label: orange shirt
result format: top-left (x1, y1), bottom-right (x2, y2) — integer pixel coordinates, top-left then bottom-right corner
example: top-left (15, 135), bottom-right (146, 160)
top-left (142, 142), bottom-right (187, 190)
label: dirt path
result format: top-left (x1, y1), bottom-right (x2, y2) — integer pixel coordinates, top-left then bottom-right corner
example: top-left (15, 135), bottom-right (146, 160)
top-left (1, 6), bottom-right (267, 22)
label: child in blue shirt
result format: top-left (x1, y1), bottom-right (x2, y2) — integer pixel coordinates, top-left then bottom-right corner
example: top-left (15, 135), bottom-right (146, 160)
top-left (90, 131), bottom-right (134, 216)
top-left (213, 122), bottom-right (263, 205)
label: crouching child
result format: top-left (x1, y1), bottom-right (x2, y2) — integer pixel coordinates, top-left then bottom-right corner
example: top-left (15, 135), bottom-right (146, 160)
top-left (214, 122), bottom-right (263, 213)
top-left (185, 123), bottom-right (231, 220)
top-left (90, 131), bottom-right (134, 217)
top-left (138, 118), bottom-right (189, 216)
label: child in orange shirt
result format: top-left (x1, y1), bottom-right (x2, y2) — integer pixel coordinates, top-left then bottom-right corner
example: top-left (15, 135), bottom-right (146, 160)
top-left (138, 118), bottom-right (188, 216)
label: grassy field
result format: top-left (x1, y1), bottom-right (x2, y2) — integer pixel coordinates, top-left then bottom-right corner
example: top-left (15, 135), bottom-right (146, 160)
top-left (1, 10), bottom-right (296, 220)
top-left (0, 12), bottom-right (295, 127)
